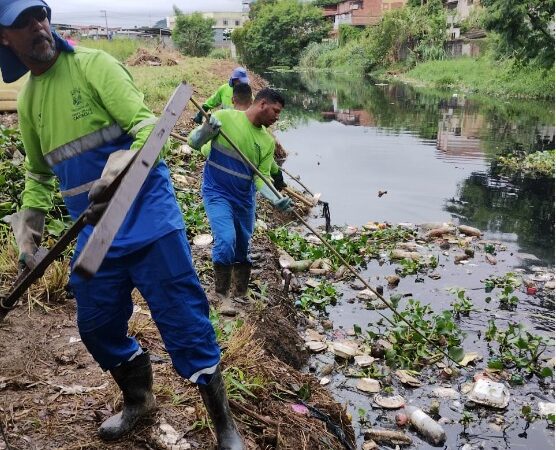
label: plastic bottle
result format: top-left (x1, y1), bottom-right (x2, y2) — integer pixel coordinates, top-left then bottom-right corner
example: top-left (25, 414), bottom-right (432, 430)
top-left (405, 405), bottom-right (447, 446)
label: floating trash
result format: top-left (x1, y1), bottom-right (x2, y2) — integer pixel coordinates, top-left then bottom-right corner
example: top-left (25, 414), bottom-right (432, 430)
top-left (354, 355), bottom-right (375, 368)
top-left (306, 341), bottom-right (327, 353)
top-left (357, 378), bottom-right (381, 393)
top-left (467, 379), bottom-right (510, 409)
top-left (395, 370), bottom-right (422, 387)
top-left (405, 405), bottom-right (447, 446)
top-left (332, 341), bottom-right (357, 359)
top-left (374, 394), bottom-right (405, 409)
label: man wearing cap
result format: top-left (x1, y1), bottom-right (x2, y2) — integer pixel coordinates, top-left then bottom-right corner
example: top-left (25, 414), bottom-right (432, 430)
top-left (192, 67), bottom-right (250, 124)
top-left (0, 1), bottom-right (243, 448)
top-left (189, 88), bottom-right (292, 316)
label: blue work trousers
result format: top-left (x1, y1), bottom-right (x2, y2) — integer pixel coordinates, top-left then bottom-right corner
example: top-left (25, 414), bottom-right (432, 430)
top-left (69, 229), bottom-right (220, 384)
top-left (203, 192), bottom-right (255, 266)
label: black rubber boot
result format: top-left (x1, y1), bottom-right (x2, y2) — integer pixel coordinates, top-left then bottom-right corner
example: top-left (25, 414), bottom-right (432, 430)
top-left (198, 367), bottom-right (244, 450)
top-left (214, 264), bottom-right (233, 297)
top-left (98, 351), bottom-right (156, 441)
top-left (232, 263), bottom-right (252, 298)
top-left (213, 264), bottom-right (237, 316)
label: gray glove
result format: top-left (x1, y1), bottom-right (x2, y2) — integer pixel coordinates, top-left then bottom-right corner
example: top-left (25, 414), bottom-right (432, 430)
top-left (4, 208), bottom-right (46, 271)
top-left (259, 184), bottom-right (292, 211)
top-left (84, 150), bottom-right (135, 225)
top-left (188, 115), bottom-right (221, 149)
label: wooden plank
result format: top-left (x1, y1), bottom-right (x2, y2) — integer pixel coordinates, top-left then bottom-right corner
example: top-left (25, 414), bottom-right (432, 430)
top-left (73, 82), bottom-right (193, 278)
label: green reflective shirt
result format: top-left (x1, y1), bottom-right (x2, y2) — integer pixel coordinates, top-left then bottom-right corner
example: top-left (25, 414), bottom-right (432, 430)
top-left (204, 83), bottom-right (234, 110)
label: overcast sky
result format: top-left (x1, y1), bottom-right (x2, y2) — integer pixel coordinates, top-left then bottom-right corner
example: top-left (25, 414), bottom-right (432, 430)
top-left (48, 0), bottom-right (244, 27)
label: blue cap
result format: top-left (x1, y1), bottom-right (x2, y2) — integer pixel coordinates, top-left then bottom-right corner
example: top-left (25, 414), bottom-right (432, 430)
top-left (228, 67), bottom-right (249, 87)
top-left (0, 0), bottom-right (50, 27)
top-left (0, 1), bottom-right (74, 83)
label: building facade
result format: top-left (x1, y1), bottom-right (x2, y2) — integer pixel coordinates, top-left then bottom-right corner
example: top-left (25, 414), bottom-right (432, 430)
top-left (167, 12), bottom-right (248, 48)
top-left (323, 0), bottom-right (406, 30)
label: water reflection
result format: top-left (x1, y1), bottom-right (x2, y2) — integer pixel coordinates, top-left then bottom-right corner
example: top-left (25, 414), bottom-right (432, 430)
top-left (268, 70), bottom-right (554, 264)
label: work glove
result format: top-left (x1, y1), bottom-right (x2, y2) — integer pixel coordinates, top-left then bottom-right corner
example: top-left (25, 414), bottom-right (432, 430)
top-left (84, 150), bottom-right (135, 225)
top-left (271, 169), bottom-right (287, 191)
top-left (188, 115), bottom-right (222, 150)
top-left (192, 104), bottom-right (210, 125)
top-left (3, 208), bottom-right (46, 272)
top-left (259, 184), bottom-right (292, 211)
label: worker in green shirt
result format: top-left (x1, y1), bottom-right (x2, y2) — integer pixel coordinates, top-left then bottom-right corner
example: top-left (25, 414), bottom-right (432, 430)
top-left (193, 67), bottom-right (250, 124)
top-left (189, 88), bottom-right (292, 316)
top-left (201, 83), bottom-right (288, 194)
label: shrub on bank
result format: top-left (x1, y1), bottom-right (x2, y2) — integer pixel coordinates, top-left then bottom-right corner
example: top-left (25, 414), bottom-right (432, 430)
top-left (406, 57), bottom-right (555, 99)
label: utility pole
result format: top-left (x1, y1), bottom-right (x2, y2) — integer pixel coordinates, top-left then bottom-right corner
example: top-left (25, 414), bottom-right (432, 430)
top-left (100, 10), bottom-right (108, 39)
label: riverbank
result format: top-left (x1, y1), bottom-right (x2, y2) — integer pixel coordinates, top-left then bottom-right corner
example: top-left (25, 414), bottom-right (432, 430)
top-left (298, 43), bottom-right (554, 99)
top-left (396, 57), bottom-right (555, 99)
top-left (0, 50), bottom-right (354, 449)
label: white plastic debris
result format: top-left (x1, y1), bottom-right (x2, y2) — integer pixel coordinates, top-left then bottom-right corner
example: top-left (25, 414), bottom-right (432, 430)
top-left (458, 225), bottom-right (481, 237)
top-left (306, 341), bottom-right (327, 353)
top-left (395, 370), bottom-right (422, 387)
top-left (405, 405), bottom-right (447, 446)
top-left (373, 394), bottom-right (405, 409)
top-left (356, 378), bottom-right (381, 393)
top-left (192, 234), bottom-right (213, 247)
top-left (332, 342), bottom-right (357, 359)
top-left (357, 289), bottom-right (378, 301)
top-left (432, 387), bottom-right (459, 400)
top-left (152, 418), bottom-right (191, 450)
top-left (330, 231), bottom-right (344, 241)
top-left (538, 402), bottom-right (556, 417)
top-left (354, 355), bottom-right (375, 368)
top-left (467, 379), bottom-right (510, 409)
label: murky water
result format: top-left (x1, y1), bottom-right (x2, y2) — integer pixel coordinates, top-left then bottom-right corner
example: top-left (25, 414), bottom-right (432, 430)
top-left (267, 70), bottom-right (555, 449)
top-left (270, 70), bottom-right (555, 265)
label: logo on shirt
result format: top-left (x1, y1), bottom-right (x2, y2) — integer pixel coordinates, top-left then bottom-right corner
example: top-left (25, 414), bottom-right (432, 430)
top-left (70, 88), bottom-right (92, 120)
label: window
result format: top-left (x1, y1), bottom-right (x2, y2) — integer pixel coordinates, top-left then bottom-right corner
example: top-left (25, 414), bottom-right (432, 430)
top-left (235, 20), bottom-right (240, 26)
top-left (223, 19), bottom-right (228, 26)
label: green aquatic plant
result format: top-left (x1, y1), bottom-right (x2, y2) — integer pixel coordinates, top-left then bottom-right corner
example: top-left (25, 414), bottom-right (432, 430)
top-left (296, 280), bottom-right (340, 312)
top-left (448, 287), bottom-right (474, 317)
top-left (498, 285), bottom-right (519, 310)
top-left (485, 322), bottom-right (553, 377)
top-left (366, 299), bottom-right (465, 369)
top-left (175, 190), bottom-right (209, 237)
top-left (268, 225), bottom-right (415, 270)
top-left (495, 150), bottom-right (555, 178)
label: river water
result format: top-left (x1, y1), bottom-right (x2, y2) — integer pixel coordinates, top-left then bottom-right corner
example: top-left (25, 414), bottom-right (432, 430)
top-left (268, 70), bottom-right (555, 449)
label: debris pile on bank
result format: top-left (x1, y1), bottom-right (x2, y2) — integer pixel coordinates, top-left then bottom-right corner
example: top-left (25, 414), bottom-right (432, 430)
top-left (127, 47), bottom-right (179, 67)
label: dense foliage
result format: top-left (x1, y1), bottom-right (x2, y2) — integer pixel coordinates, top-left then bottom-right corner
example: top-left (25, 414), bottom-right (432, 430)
top-left (233, 0), bottom-right (331, 68)
top-left (172, 9), bottom-right (215, 57)
top-left (300, 0), bottom-right (447, 72)
top-left (481, 0), bottom-right (554, 67)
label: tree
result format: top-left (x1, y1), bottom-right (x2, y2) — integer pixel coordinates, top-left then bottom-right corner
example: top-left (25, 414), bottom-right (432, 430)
top-left (233, 0), bottom-right (331, 69)
top-left (481, 0), bottom-right (554, 66)
top-left (172, 8), bottom-right (215, 57)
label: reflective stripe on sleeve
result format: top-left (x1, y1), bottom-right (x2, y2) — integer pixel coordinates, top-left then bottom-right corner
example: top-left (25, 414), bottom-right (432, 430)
top-left (128, 117), bottom-right (158, 137)
top-left (44, 123), bottom-right (123, 167)
top-left (60, 179), bottom-right (98, 198)
top-left (26, 172), bottom-right (54, 183)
